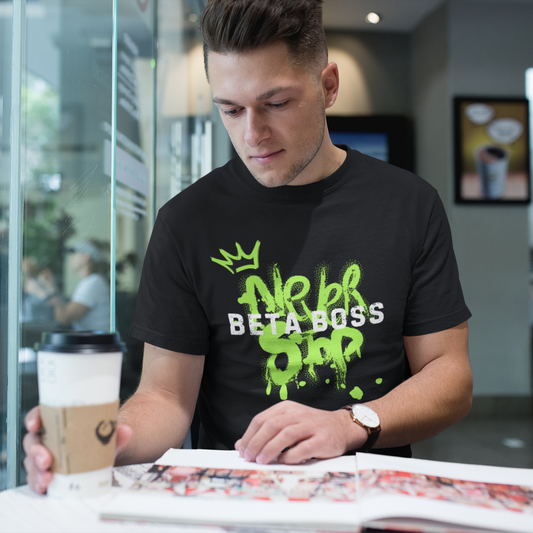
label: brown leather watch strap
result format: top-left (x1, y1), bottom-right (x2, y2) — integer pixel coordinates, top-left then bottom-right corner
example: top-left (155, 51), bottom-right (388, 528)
top-left (344, 405), bottom-right (381, 452)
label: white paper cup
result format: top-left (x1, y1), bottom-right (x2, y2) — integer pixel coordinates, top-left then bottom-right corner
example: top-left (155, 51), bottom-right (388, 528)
top-left (36, 331), bottom-right (124, 498)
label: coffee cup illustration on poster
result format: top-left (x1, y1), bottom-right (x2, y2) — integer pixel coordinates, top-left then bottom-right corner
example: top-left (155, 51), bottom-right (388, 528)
top-left (455, 97), bottom-right (530, 203)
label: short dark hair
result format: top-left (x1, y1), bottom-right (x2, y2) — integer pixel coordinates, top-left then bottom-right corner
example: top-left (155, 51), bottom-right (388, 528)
top-left (200, 0), bottom-right (328, 79)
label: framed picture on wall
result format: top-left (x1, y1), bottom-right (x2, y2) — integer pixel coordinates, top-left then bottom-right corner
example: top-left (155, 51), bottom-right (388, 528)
top-left (454, 96), bottom-right (530, 204)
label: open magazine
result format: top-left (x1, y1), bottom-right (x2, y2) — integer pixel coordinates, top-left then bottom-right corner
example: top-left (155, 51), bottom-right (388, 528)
top-left (101, 449), bottom-right (533, 533)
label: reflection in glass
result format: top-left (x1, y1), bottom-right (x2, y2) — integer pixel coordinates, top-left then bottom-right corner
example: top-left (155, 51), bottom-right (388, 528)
top-left (17, 0), bottom-right (116, 485)
top-left (0, 0), bottom-right (227, 490)
top-left (24, 240), bottom-right (111, 331)
top-left (0, 0), bottom-right (14, 493)
top-left (112, 0), bottom-right (156, 398)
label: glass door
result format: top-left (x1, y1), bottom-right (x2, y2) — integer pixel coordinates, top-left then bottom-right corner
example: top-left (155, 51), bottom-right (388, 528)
top-left (0, 0), bottom-right (157, 489)
top-left (0, 0), bottom-right (230, 490)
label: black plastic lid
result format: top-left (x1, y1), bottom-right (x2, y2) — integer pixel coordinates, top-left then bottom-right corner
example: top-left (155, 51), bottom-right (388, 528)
top-left (36, 331), bottom-right (126, 354)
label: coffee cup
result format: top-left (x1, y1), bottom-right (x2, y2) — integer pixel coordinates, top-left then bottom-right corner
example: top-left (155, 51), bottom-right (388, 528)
top-left (36, 331), bottom-right (124, 498)
top-left (474, 145), bottom-right (509, 199)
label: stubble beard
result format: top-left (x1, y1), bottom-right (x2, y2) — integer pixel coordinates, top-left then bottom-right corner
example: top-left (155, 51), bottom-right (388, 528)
top-left (238, 103), bottom-right (327, 189)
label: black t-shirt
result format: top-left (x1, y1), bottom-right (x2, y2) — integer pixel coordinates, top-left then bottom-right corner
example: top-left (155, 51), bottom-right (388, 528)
top-left (130, 147), bottom-right (471, 457)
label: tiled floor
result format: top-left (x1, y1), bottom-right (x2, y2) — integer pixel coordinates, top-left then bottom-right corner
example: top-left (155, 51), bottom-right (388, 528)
top-left (412, 414), bottom-right (533, 469)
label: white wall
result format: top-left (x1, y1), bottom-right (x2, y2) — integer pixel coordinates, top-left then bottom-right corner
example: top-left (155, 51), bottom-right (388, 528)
top-left (414, 0), bottom-right (532, 396)
top-left (327, 0), bottom-right (532, 397)
top-left (326, 32), bottom-right (411, 115)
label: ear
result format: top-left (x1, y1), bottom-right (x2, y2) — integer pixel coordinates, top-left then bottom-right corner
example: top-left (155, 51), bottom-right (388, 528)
top-left (321, 62), bottom-right (340, 110)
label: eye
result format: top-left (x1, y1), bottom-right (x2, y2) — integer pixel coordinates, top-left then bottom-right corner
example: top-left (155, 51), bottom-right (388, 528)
top-left (269, 101), bottom-right (289, 109)
top-left (222, 107), bottom-right (242, 117)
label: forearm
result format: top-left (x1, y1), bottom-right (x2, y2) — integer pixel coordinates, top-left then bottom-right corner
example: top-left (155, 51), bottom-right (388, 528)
top-left (365, 352), bottom-right (473, 450)
top-left (49, 296), bottom-right (88, 326)
top-left (48, 297), bottom-right (71, 325)
top-left (116, 388), bottom-right (192, 466)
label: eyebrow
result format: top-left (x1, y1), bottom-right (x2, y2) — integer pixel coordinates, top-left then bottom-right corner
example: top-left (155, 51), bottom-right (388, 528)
top-left (212, 86), bottom-right (294, 106)
top-left (257, 86), bottom-right (293, 100)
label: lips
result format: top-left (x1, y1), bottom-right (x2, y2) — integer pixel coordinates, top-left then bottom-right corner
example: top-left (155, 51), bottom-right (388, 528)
top-left (250, 149), bottom-right (283, 164)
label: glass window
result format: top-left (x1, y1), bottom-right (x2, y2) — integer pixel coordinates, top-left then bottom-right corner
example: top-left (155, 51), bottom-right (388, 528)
top-left (114, 0), bottom-right (156, 399)
top-left (0, 0), bottom-right (158, 488)
top-left (18, 0), bottom-right (116, 486)
top-left (156, 0), bottom-right (233, 210)
top-left (0, 0), bottom-right (15, 492)
top-left (0, 0), bottom-right (230, 491)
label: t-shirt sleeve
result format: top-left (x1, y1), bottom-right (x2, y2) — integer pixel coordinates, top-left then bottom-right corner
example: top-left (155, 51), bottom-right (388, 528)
top-left (129, 213), bottom-right (210, 355)
top-left (402, 192), bottom-right (471, 336)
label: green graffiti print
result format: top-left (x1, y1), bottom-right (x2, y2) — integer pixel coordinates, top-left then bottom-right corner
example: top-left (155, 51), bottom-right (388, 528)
top-left (260, 322), bottom-right (303, 401)
top-left (304, 328), bottom-right (363, 388)
top-left (350, 386), bottom-right (364, 400)
top-left (237, 261), bottom-right (375, 400)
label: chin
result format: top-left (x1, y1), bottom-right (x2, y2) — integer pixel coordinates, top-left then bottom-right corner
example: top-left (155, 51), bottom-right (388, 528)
top-left (250, 169), bottom-right (299, 188)
top-left (257, 176), bottom-right (293, 188)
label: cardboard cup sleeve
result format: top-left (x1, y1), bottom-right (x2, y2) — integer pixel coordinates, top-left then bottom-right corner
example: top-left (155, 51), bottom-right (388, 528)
top-left (40, 400), bottom-right (119, 475)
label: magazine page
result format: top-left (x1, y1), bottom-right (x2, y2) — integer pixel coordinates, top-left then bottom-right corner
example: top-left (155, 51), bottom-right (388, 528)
top-left (101, 449), bottom-right (361, 531)
top-left (355, 453), bottom-right (533, 533)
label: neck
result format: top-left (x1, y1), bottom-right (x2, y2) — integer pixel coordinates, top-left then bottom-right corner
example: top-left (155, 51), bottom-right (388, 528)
top-left (78, 266), bottom-right (92, 279)
top-left (289, 133), bottom-right (346, 186)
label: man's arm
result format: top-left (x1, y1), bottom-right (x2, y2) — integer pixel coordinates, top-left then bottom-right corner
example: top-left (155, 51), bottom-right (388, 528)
top-left (365, 320), bottom-right (472, 448)
top-left (116, 343), bottom-right (205, 465)
top-left (235, 321), bottom-right (472, 464)
top-left (23, 343), bottom-right (204, 493)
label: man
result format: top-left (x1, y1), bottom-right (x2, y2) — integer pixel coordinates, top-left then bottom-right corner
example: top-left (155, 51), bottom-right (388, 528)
top-left (24, 0), bottom-right (472, 493)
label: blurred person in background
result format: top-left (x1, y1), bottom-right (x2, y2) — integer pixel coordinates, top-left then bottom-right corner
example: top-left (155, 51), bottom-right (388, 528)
top-left (25, 240), bottom-right (110, 331)
top-left (21, 256), bottom-right (55, 324)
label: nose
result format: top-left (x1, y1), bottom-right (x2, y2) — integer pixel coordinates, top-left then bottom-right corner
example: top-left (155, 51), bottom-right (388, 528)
top-left (244, 109), bottom-right (270, 147)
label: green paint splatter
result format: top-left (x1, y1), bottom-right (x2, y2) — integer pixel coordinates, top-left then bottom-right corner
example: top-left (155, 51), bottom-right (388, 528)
top-left (375, 378), bottom-right (383, 385)
top-left (260, 322), bottom-right (303, 400)
top-left (350, 386), bottom-right (364, 400)
top-left (237, 260), bottom-right (369, 401)
top-left (284, 275), bottom-right (312, 323)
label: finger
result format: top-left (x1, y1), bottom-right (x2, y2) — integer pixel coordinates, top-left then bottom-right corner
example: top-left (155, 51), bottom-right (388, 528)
top-left (23, 440), bottom-right (54, 495)
top-left (277, 412), bottom-right (350, 464)
top-left (23, 438), bottom-right (53, 472)
top-left (234, 439), bottom-right (243, 456)
top-left (116, 425), bottom-right (133, 453)
top-left (239, 401), bottom-right (299, 456)
top-left (24, 406), bottom-right (41, 433)
top-left (240, 414), bottom-right (288, 462)
top-left (254, 423), bottom-right (313, 464)
top-left (22, 430), bottom-right (43, 455)
top-left (23, 455), bottom-right (53, 494)
top-left (22, 410), bottom-right (54, 496)
top-left (238, 401), bottom-right (296, 451)
top-left (238, 411), bottom-right (269, 449)
top-left (244, 414), bottom-right (309, 464)
top-left (277, 437), bottom-right (320, 465)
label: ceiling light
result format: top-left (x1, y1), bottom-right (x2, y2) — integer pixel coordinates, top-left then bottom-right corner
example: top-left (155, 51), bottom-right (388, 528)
top-left (365, 12), bottom-right (381, 25)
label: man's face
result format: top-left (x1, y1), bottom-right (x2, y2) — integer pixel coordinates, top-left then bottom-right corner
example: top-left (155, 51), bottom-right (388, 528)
top-left (208, 42), bottom-right (331, 188)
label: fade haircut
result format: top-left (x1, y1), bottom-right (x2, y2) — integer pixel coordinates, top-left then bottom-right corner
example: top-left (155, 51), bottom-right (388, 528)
top-left (200, 0), bottom-right (328, 80)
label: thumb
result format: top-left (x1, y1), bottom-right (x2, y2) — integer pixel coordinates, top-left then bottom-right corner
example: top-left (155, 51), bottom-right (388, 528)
top-left (116, 424), bottom-right (133, 453)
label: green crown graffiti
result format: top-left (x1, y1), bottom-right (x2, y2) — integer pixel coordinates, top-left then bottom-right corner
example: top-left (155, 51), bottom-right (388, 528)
top-left (211, 240), bottom-right (261, 274)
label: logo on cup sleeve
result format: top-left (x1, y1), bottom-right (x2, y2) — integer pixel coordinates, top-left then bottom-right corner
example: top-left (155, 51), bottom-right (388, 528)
top-left (95, 420), bottom-right (117, 445)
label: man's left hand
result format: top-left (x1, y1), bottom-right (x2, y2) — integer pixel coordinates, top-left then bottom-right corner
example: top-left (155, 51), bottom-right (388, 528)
top-left (234, 400), bottom-right (367, 465)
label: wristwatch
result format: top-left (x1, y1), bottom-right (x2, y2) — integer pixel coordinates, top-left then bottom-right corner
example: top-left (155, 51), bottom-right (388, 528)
top-left (344, 404), bottom-right (381, 452)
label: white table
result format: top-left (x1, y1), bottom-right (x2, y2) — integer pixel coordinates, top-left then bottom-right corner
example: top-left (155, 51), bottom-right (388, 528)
top-left (0, 465), bottom-right (224, 533)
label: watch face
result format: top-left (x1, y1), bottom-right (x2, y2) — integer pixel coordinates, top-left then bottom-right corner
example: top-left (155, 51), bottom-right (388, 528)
top-left (351, 404), bottom-right (380, 428)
